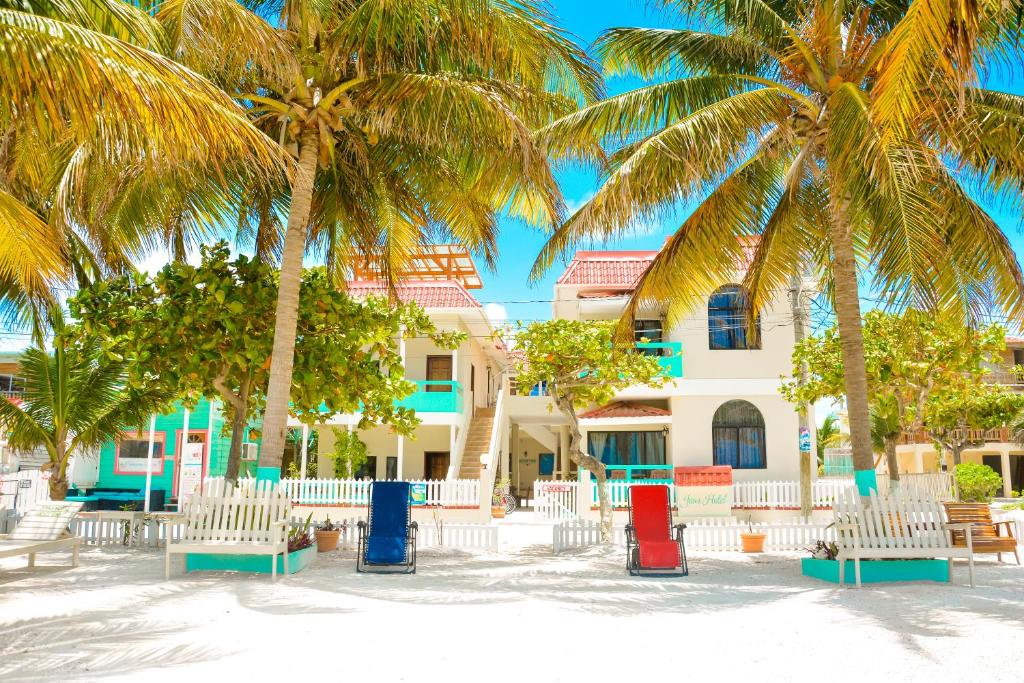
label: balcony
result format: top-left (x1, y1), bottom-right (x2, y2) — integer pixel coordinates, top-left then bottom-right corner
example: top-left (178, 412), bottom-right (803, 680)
top-left (395, 381), bottom-right (465, 413)
top-left (897, 427), bottom-right (1012, 446)
top-left (636, 341), bottom-right (683, 378)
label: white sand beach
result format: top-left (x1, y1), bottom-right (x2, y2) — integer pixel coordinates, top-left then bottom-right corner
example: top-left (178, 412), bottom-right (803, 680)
top-left (2, 542), bottom-right (1022, 682)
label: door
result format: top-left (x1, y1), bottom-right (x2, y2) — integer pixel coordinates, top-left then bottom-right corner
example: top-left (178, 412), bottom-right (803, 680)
top-left (424, 452), bottom-right (450, 480)
top-left (426, 355), bottom-right (453, 392)
top-left (174, 432), bottom-right (208, 498)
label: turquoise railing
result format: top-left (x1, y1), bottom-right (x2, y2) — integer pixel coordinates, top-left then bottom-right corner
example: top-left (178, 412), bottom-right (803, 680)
top-left (635, 341), bottom-right (683, 378)
top-left (586, 464), bottom-right (674, 483)
top-left (396, 381), bottom-right (464, 413)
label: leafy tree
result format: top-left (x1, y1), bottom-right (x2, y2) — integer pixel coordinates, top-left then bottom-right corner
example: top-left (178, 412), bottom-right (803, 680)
top-left (926, 383), bottom-right (1024, 467)
top-left (0, 310), bottom-right (169, 499)
top-left (954, 463), bottom-right (1003, 502)
top-left (150, 0), bottom-right (602, 473)
top-left (0, 0), bottom-right (282, 322)
top-left (71, 243), bottom-right (463, 482)
top-left (783, 310), bottom-right (1007, 482)
top-left (514, 320), bottom-right (666, 541)
top-left (329, 429), bottom-right (368, 480)
top-left (532, 0), bottom-right (1024, 489)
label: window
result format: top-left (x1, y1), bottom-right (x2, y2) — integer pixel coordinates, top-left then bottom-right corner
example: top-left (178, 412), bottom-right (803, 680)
top-left (712, 400), bottom-right (766, 469)
top-left (587, 431), bottom-right (666, 478)
top-left (708, 285), bottom-right (760, 350)
top-left (634, 319), bottom-right (664, 357)
top-left (385, 456), bottom-right (398, 480)
top-left (115, 432), bottom-right (166, 474)
top-left (0, 374), bottom-right (24, 394)
top-left (355, 456), bottom-right (377, 480)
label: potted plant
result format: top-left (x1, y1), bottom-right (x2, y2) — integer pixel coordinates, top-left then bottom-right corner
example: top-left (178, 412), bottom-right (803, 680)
top-left (491, 478), bottom-right (509, 518)
top-left (315, 516), bottom-right (346, 552)
top-left (739, 516), bottom-right (766, 553)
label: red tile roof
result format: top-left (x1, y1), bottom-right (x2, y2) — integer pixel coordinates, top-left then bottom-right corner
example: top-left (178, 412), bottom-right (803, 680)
top-left (556, 251), bottom-right (657, 287)
top-left (345, 280), bottom-right (482, 309)
top-left (1006, 335), bottom-right (1024, 346)
top-left (579, 401), bottom-right (671, 419)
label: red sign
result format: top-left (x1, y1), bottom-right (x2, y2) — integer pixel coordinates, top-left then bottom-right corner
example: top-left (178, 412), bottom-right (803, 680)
top-left (540, 483), bottom-right (573, 493)
top-left (674, 466), bottom-right (733, 487)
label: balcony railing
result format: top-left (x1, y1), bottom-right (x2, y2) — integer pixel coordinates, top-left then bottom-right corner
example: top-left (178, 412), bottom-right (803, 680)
top-left (897, 426), bottom-right (1011, 445)
top-left (395, 381), bottom-right (465, 413)
top-left (635, 341), bottom-right (683, 378)
top-left (984, 365), bottom-right (1024, 386)
top-left (586, 464), bottom-right (674, 483)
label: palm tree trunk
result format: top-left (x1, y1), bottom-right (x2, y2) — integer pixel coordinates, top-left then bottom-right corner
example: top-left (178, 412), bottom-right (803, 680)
top-left (829, 198), bottom-right (876, 494)
top-left (258, 132), bottom-right (319, 475)
top-left (884, 435), bottom-right (900, 492)
top-left (49, 442), bottom-right (67, 500)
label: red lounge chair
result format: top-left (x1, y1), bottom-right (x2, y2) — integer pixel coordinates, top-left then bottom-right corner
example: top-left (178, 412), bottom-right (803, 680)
top-left (626, 484), bottom-right (688, 576)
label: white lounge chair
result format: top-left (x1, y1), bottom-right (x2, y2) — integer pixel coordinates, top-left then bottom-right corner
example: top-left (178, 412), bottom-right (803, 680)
top-left (0, 501), bottom-right (83, 569)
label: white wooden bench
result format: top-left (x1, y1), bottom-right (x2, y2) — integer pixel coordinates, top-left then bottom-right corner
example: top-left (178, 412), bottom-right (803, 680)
top-left (0, 501), bottom-right (83, 569)
top-left (833, 488), bottom-right (975, 587)
top-left (165, 479), bottom-right (291, 581)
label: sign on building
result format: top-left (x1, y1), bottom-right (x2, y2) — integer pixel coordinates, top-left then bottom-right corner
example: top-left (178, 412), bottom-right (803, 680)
top-left (674, 466), bottom-right (733, 517)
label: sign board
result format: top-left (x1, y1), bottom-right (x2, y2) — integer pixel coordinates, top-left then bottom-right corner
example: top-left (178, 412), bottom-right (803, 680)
top-left (538, 483), bottom-right (573, 493)
top-left (177, 443), bottom-right (205, 502)
top-left (410, 482), bottom-right (427, 506)
top-left (799, 427), bottom-right (811, 453)
top-left (674, 466), bottom-right (733, 517)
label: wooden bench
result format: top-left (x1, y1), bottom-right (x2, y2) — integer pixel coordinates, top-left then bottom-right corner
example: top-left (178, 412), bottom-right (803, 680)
top-left (944, 503), bottom-right (1020, 565)
top-left (834, 489), bottom-right (975, 587)
top-left (165, 479), bottom-right (290, 581)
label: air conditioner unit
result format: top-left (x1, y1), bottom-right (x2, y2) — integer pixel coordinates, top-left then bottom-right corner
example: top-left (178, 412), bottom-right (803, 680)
top-left (240, 443), bottom-right (259, 462)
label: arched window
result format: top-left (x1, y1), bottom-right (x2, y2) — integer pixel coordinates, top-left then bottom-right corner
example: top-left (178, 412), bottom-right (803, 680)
top-left (708, 285), bottom-right (760, 350)
top-left (713, 400), bottom-right (766, 469)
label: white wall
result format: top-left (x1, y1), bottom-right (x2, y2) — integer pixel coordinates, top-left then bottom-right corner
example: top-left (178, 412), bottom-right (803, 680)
top-left (316, 424), bottom-right (453, 480)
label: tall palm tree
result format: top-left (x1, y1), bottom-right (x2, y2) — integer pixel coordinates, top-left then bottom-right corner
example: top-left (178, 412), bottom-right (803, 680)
top-left (0, 312), bottom-right (169, 500)
top-left (533, 0), bottom-right (1024, 490)
top-left (155, 0), bottom-right (603, 470)
top-left (0, 0), bottom-right (286, 326)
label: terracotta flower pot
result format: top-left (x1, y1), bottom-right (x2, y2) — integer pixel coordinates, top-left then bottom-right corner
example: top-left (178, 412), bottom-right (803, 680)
top-left (740, 532), bottom-right (767, 553)
top-left (491, 505), bottom-right (505, 519)
top-left (315, 529), bottom-right (341, 552)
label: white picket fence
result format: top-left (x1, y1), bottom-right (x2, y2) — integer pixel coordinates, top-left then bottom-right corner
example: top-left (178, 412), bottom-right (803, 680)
top-left (552, 517), bottom-right (836, 553)
top-left (0, 469), bottom-right (51, 532)
top-left (532, 481), bottom-right (578, 520)
top-left (732, 479), bottom-right (853, 509)
top-left (876, 472), bottom-right (956, 502)
top-left (280, 477), bottom-right (480, 507)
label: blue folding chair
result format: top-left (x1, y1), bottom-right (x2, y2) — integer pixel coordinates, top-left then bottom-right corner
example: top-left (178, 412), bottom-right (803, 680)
top-left (357, 481), bottom-right (418, 573)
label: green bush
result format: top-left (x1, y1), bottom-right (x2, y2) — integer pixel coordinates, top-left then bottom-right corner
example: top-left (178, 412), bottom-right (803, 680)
top-left (954, 463), bottom-right (1003, 502)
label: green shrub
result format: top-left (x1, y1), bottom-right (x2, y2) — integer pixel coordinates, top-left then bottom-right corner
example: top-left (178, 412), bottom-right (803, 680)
top-left (954, 463), bottom-right (1003, 502)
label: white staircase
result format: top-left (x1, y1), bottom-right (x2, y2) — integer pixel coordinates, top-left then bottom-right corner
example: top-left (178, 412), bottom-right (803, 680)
top-left (458, 407), bottom-right (495, 479)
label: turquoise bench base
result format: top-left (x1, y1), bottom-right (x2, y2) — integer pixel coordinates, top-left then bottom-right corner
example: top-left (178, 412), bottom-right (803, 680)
top-left (802, 558), bottom-right (949, 584)
top-left (185, 545), bottom-right (315, 575)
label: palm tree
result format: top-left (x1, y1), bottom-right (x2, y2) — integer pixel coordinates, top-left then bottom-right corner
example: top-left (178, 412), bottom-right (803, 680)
top-left (155, 0), bottom-right (602, 470)
top-left (533, 0), bottom-right (1024, 488)
top-left (0, 0), bottom-right (285, 326)
top-left (816, 413), bottom-right (843, 469)
top-left (0, 312), bottom-right (169, 500)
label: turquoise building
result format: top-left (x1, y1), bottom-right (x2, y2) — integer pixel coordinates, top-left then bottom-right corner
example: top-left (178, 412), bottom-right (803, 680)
top-left (90, 398), bottom-right (261, 496)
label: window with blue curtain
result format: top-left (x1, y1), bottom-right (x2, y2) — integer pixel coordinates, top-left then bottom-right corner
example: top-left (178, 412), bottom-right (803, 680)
top-left (708, 285), bottom-right (761, 350)
top-left (586, 431), bottom-right (666, 478)
top-left (712, 400), bottom-right (766, 469)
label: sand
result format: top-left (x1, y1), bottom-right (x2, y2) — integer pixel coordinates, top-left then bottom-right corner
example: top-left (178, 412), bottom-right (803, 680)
top-left (2, 539), bottom-right (1023, 682)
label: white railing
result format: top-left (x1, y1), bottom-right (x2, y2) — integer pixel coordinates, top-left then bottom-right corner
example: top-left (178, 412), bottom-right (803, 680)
top-left (592, 480), bottom-right (677, 508)
top-left (0, 469), bottom-right (51, 531)
top-left (478, 384), bottom-right (509, 510)
top-left (732, 479), bottom-right (854, 509)
top-left (280, 477), bottom-right (480, 507)
top-left (553, 517), bottom-right (836, 553)
top-left (876, 472), bottom-right (956, 501)
top-left (533, 481), bottom-right (579, 520)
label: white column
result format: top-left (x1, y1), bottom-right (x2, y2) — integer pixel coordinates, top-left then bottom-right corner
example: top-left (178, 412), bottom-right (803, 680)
top-left (399, 329), bottom-right (406, 367)
top-left (299, 423), bottom-right (310, 480)
top-left (178, 407), bottom-right (190, 495)
top-left (397, 434), bottom-right (405, 481)
top-left (559, 426), bottom-right (570, 480)
top-left (205, 401), bottom-right (215, 492)
top-left (1001, 449), bottom-right (1013, 498)
top-left (451, 348), bottom-right (459, 385)
top-left (143, 414), bottom-right (156, 513)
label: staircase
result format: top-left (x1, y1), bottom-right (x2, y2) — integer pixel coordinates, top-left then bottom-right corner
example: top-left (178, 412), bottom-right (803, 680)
top-left (458, 407), bottom-right (495, 479)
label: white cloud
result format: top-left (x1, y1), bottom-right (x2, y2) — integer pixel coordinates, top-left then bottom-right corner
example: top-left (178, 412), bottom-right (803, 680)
top-left (564, 192), bottom-right (595, 216)
top-left (484, 303), bottom-right (508, 328)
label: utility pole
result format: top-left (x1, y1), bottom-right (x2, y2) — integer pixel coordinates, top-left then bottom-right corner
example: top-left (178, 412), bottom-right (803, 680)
top-left (789, 273), bottom-right (813, 516)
